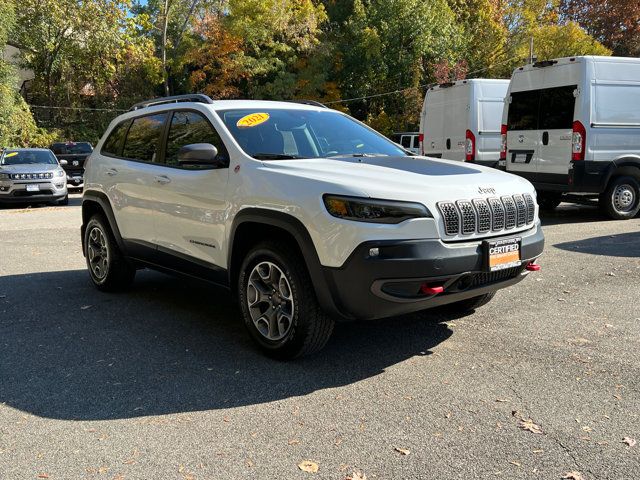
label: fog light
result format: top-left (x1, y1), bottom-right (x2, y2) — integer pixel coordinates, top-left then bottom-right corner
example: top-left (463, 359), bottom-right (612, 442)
top-left (369, 247), bottom-right (380, 257)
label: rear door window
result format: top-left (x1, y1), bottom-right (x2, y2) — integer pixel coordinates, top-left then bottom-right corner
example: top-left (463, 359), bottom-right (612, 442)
top-left (400, 136), bottom-right (412, 148)
top-left (122, 113), bottom-right (167, 162)
top-left (539, 85), bottom-right (576, 130)
top-left (413, 136), bottom-right (420, 149)
top-left (508, 90), bottom-right (539, 130)
top-left (101, 120), bottom-right (130, 157)
top-left (508, 86), bottom-right (577, 131)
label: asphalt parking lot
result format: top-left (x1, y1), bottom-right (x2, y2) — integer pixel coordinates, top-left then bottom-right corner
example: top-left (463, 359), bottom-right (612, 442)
top-left (0, 194), bottom-right (638, 480)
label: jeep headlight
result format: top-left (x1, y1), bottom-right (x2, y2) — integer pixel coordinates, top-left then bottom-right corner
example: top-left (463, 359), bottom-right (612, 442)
top-left (55, 169), bottom-right (65, 178)
top-left (323, 194), bottom-right (432, 224)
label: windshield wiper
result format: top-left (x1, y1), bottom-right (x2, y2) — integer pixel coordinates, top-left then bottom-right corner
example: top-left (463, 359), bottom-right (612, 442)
top-left (326, 153), bottom-right (389, 158)
top-left (252, 153), bottom-right (303, 160)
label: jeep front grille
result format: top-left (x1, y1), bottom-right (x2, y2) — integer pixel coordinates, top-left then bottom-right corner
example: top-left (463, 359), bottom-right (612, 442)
top-left (437, 194), bottom-right (535, 237)
top-left (11, 172), bottom-right (53, 180)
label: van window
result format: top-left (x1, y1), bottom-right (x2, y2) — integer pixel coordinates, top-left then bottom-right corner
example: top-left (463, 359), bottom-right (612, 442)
top-left (508, 91), bottom-right (539, 130)
top-left (101, 120), bottom-right (130, 157)
top-left (539, 86), bottom-right (576, 130)
top-left (122, 113), bottom-right (167, 162)
top-left (508, 86), bottom-right (577, 131)
top-left (594, 84), bottom-right (640, 125)
top-left (401, 136), bottom-right (412, 148)
top-left (164, 111), bottom-right (228, 168)
top-left (413, 136), bottom-right (420, 149)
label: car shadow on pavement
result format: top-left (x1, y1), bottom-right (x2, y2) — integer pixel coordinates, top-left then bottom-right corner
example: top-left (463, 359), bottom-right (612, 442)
top-left (0, 269), bottom-right (453, 421)
top-left (554, 231), bottom-right (640, 258)
top-left (539, 203), bottom-right (609, 226)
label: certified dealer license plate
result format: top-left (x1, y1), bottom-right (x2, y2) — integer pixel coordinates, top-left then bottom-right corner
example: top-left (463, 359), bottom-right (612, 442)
top-left (485, 237), bottom-right (521, 272)
top-left (26, 184), bottom-right (40, 192)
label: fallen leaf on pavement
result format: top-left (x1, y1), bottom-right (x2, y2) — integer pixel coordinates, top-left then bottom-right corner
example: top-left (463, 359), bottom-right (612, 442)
top-left (622, 437), bottom-right (636, 447)
top-left (518, 418), bottom-right (543, 434)
top-left (288, 439), bottom-right (300, 445)
top-left (81, 305), bottom-right (92, 310)
top-left (298, 460), bottom-right (319, 473)
top-left (562, 472), bottom-right (585, 480)
top-left (394, 447), bottom-right (410, 455)
top-left (509, 461), bottom-right (521, 467)
top-left (37, 475), bottom-right (49, 479)
top-left (345, 471), bottom-right (367, 480)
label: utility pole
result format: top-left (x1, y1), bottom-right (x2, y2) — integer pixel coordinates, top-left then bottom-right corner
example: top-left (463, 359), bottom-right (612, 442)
top-left (529, 37), bottom-right (534, 64)
top-left (162, 0), bottom-right (170, 96)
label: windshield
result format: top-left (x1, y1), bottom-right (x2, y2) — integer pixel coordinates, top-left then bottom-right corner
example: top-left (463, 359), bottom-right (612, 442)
top-left (1, 150), bottom-right (59, 166)
top-left (218, 108), bottom-right (405, 160)
top-left (51, 142), bottom-right (93, 154)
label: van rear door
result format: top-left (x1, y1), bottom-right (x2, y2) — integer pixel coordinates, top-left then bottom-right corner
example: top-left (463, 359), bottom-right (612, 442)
top-left (537, 85), bottom-right (576, 178)
top-left (506, 89), bottom-right (540, 177)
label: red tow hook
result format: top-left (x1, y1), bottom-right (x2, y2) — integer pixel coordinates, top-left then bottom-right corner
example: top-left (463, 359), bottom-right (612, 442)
top-left (421, 284), bottom-right (444, 295)
top-left (525, 261), bottom-right (541, 271)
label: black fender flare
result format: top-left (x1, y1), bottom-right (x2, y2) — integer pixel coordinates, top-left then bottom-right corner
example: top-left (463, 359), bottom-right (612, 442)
top-left (81, 191), bottom-right (126, 254)
top-left (603, 157), bottom-right (640, 187)
top-left (228, 208), bottom-right (345, 319)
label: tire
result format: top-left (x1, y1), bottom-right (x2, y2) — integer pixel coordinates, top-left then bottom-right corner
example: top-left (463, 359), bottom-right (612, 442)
top-left (57, 194), bottom-right (69, 206)
top-left (600, 176), bottom-right (640, 220)
top-left (440, 292), bottom-right (496, 314)
top-left (238, 240), bottom-right (335, 359)
top-left (537, 192), bottom-right (562, 211)
top-left (84, 214), bottom-right (136, 292)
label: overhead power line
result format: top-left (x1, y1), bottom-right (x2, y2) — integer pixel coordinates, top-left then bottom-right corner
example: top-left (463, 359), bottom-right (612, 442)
top-left (325, 55), bottom-right (524, 105)
top-left (28, 105), bottom-right (127, 112)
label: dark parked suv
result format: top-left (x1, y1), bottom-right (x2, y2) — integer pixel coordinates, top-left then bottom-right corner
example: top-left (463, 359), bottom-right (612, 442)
top-left (50, 141), bottom-right (93, 189)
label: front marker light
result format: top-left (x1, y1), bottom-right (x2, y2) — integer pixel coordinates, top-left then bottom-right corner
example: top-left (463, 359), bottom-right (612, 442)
top-left (323, 195), bottom-right (432, 224)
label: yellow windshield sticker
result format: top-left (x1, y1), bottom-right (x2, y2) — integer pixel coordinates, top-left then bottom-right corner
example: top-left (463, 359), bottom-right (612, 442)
top-left (237, 112), bottom-right (270, 129)
top-left (5, 152), bottom-right (18, 157)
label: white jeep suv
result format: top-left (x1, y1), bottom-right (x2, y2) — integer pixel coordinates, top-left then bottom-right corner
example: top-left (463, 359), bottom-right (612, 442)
top-left (81, 94), bottom-right (544, 358)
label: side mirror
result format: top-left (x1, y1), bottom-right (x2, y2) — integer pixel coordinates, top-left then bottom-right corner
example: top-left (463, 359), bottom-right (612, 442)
top-left (59, 159), bottom-right (68, 166)
top-left (177, 143), bottom-right (227, 168)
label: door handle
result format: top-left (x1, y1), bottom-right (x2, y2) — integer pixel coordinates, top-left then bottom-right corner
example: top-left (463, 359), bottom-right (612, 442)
top-left (542, 131), bottom-right (549, 145)
top-left (105, 168), bottom-right (118, 176)
top-left (154, 175), bottom-right (171, 185)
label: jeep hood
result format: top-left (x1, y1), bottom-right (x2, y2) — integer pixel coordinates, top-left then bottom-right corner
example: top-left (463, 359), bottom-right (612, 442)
top-left (260, 156), bottom-right (534, 203)
top-left (0, 164), bottom-right (60, 173)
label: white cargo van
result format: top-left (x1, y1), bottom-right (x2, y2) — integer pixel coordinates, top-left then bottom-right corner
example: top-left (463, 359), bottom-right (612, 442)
top-left (501, 56), bottom-right (640, 219)
top-left (390, 132), bottom-right (420, 154)
top-left (420, 79), bottom-right (509, 167)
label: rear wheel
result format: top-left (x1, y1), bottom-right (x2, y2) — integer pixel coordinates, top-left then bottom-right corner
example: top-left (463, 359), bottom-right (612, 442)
top-left (600, 176), bottom-right (640, 220)
top-left (238, 240), bottom-right (334, 359)
top-left (537, 192), bottom-right (562, 211)
top-left (84, 214), bottom-right (136, 291)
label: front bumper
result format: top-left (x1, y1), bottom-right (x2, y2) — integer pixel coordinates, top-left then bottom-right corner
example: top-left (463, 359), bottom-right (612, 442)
top-left (0, 181), bottom-right (67, 203)
top-left (319, 223), bottom-right (544, 320)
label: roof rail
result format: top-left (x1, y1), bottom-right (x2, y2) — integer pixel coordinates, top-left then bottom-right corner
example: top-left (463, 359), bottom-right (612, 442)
top-left (130, 94), bottom-right (214, 111)
top-left (286, 99), bottom-right (327, 108)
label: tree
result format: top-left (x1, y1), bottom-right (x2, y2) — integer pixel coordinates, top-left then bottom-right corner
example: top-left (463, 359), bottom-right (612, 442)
top-left (562, 0), bottom-right (640, 56)
top-left (0, 0), bottom-right (56, 146)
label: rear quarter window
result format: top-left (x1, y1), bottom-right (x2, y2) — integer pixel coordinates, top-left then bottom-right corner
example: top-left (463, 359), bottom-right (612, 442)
top-left (101, 120), bottom-right (131, 157)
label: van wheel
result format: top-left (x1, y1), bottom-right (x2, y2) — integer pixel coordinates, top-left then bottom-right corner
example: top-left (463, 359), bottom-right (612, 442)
top-left (238, 241), bottom-right (335, 359)
top-left (537, 192), bottom-right (562, 211)
top-left (84, 214), bottom-right (136, 291)
top-left (601, 176), bottom-right (640, 220)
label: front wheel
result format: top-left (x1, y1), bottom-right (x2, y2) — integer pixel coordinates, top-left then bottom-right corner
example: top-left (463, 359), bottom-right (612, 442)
top-left (84, 214), bottom-right (136, 291)
top-left (238, 241), bottom-right (334, 359)
top-left (57, 194), bottom-right (69, 206)
top-left (600, 176), bottom-right (640, 220)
